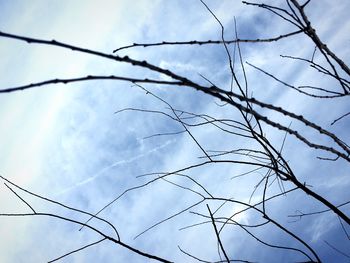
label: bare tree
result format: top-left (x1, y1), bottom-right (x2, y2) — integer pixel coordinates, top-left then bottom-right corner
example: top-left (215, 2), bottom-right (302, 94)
top-left (0, 0), bottom-right (349, 262)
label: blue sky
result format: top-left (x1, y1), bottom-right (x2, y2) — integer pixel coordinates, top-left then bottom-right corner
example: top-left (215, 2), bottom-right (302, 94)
top-left (0, 0), bottom-right (349, 262)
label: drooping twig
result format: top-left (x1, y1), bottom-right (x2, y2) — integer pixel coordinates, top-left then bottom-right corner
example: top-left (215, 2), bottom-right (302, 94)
top-left (0, 175), bottom-right (120, 239)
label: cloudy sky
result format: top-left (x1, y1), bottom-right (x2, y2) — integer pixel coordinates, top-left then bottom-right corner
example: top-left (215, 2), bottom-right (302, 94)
top-left (0, 0), bottom-right (349, 262)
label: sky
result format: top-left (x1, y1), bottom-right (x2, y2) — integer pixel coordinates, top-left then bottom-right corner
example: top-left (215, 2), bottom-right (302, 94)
top-left (0, 0), bottom-right (349, 262)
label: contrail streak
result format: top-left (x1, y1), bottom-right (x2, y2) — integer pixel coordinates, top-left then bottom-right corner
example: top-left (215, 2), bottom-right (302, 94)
top-left (55, 139), bottom-right (175, 196)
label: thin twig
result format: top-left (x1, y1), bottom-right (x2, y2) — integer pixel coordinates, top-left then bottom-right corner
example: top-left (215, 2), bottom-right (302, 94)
top-left (113, 30), bottom-right (303, 53)
top-left (48, 238), bottom-right (107, 263)
top-left (207, 204), bottom-right (231, 263)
